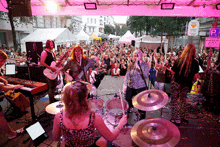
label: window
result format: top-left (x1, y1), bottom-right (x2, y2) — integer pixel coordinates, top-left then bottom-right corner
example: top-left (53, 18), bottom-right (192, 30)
top-left (94, 19), bottom-right (96, 24)
top-left (91, 18), bottom-right (93, 24)
top-left (87, 18), bottom-right (89, 23)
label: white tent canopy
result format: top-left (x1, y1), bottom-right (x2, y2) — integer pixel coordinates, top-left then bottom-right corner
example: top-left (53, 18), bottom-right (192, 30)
top-left (75, 29), bottom-right (91, 44)
top-left (108, 34), bottom-right (120, 39)
top-left (118, 30), bottom-right (135, 44)
top-left (136, 35), bottom-right (168, 57)
top-left (21, 28), bottom-right (75, 52)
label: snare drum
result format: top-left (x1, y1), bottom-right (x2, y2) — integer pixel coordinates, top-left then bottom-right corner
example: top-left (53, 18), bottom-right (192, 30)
top-left (87, 97), bottom-right (105, 117)
top-left (112, 126), bottom-right (137, 147)
top-left (105, 97), bottom-right (129, 126)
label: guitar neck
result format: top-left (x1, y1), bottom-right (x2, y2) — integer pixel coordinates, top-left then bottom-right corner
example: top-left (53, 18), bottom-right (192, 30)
top-left (56, 48), bottom-right (72, 66)
top-left (78, 60), bottom-right (94, 79)
top-left (77, 43), bottom-right (105, 79)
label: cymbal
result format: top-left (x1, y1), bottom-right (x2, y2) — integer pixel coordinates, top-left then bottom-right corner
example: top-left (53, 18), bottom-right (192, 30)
top-left (45, 101), bottom-right (65, 115)
top-left (132, 89), bottom-right (169, 111)
top-left (131, 118), bottom-right (180, 147)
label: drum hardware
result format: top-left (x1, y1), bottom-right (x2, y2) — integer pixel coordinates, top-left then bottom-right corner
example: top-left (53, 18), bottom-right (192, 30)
top-left (87, 97), bottom-right (105, 118)
top-left (132, 89), bottom-right (169, 111)
top-left (131, 118), bottom-right (180, 147)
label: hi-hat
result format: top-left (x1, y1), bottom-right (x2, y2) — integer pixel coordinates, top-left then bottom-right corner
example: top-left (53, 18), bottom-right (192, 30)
top-left (45, 101), bottom-right (65, 115)
top-left (131, 118), bottom-right (180, 147)
top-left (132, 89), bottom-right (169, 111)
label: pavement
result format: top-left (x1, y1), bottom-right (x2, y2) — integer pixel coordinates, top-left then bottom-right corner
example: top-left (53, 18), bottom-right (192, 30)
top-left (0, 75), bottom-right (219, 147)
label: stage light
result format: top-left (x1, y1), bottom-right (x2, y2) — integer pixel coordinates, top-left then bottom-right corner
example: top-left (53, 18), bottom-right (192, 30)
top-left (216, 4), bottom-right (220, 10)
top-left (161, 3), bottom-right (175, 10)
top-left (45, 0), bottom-right (58, 14)
top-left (84, 3), bottom-right (97, 10)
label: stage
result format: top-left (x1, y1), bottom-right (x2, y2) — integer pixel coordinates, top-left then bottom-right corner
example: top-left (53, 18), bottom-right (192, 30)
top-left (0, 76), bottom-right (219, 147)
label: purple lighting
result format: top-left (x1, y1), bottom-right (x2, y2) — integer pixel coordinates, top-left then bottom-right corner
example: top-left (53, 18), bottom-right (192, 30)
top-left (216, 4), bottom-right (220, 10)
top-left (84, 3), bottom-right (97, 10)
top-left (161, 3), bottom-right (175, 10)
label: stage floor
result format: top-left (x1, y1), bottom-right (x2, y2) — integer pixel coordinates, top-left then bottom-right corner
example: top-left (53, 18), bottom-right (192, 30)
top-left (0, 76), bottom-right (219, 147)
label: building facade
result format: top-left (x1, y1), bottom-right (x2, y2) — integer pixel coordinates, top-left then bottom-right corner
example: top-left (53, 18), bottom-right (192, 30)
top-left (82, 16), bottom-right (115, 36)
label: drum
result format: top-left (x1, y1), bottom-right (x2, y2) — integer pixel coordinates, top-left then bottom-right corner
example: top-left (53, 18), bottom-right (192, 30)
top-left (87, 97), bottom-right (105, 117)
top-left (112, 126), bottom-right (137, 147)
top-left (105, 97), bottom-right (129, 126)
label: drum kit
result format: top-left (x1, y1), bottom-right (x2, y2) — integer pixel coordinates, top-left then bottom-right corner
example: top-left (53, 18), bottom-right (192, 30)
top-left (46, 85), bottom-right (180, 147)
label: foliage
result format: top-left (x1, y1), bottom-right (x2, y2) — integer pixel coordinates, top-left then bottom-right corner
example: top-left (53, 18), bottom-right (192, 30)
top-left (104, 24), bottom-right (115, 34)
top-left (127, 16), bottom-right (189, 37)
top-left (114, 24), bottom-right (129, 36)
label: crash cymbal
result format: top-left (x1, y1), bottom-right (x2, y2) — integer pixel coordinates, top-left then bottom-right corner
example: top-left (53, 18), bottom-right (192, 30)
top-left (131, 118), bottom-right (180, 147)
top-left (45, 101), bottom-right (65, 115)
top-left (132, 89), bottom-right (169, 111)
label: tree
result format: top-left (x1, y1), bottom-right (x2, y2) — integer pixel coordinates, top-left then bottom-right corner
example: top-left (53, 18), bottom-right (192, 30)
top-left (104, 24), bottom-right (115, 34)
top-left (127, 16), bottom-right (189, 37)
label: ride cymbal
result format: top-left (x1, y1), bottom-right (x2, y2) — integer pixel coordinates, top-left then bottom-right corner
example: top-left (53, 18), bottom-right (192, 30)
top-left (45, 101), bottom-right (65, 115)
top-left (132, 89), bottom-right (169, 111)
top-left (131, 118), bottom-right (180, 147)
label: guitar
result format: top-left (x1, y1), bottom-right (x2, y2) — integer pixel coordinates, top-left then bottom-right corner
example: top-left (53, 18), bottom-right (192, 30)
top-left (67, 43), bottom-right (106, 82)
top-left (43, 47), bottom-right (73, 80)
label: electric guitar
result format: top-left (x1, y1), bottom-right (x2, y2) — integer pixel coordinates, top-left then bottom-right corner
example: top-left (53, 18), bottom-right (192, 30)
top-left (43, 47), bottom-right (73, 80)
top-left (67, 43), bottom-right (106, 82)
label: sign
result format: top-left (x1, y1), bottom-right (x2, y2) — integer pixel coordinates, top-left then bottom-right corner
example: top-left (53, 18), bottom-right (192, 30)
top-left (188, 20), bottom-right (199, 36)
top-left (205, 37), bottom-right (220, 48)
top-left (209, 28), bottom-right (219, 37)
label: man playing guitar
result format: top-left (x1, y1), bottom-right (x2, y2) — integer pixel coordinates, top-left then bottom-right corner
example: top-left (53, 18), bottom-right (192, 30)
top-left (40, 39), bottom-right (58, 104)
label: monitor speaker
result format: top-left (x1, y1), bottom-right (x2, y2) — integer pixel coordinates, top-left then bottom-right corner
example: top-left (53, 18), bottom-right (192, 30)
top-left (9, 0), bottom-right (32, 17)
top-left (26, 42), bottom-right (43, 64)
top-left (131, 40), bottom-right (135, 46)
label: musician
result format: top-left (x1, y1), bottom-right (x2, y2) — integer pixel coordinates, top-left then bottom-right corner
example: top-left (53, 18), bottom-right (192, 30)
top-left (61, 45), bottom-right (90, 82)
top-left (0, 50), bottom-right (24, 139)
top-left (40, 39), bottom-right (58, 104)
top-left (53, 81), bottom-right (127, 146)
top-left (122, 49), bottom-right (149, 120)
top-left (170, 43), bottom-right (199, 125)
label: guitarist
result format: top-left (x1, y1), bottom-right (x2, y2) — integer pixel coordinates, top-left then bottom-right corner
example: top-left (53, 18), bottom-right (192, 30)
top-left (40, 39), bottom-right (58, 104)
top-left (61, 45), bottom-right (90, 82)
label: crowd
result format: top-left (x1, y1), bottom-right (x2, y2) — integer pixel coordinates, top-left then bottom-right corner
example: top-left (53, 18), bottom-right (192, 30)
top-left (1, 41), bottom-right (219, 92)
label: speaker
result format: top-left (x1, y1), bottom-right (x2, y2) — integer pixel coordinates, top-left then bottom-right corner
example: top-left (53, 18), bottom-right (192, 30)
top-left (9, 0), bottom-right (32, 17)
top-left (26, 42), bottom-right (43, 64)
top-left (131, 40), bottom-right (135, 46)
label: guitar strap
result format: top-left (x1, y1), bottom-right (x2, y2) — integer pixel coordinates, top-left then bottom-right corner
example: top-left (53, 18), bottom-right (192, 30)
top-left (81, 57), bottom-right (88, 82)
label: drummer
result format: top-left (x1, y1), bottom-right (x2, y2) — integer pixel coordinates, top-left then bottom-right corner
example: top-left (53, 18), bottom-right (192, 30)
top-left (122, 49), bottom-right (149, 120)
top-left (53, 81), bottom-right (127, 146)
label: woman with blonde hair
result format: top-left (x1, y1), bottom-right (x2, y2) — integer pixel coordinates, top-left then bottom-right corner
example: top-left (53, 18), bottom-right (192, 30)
top-left (53, 81), bottom-right (127, 147)
top-left (170, 43), bottom-right (199, 125)
top-left (122, 49), bottom-right (149, 120)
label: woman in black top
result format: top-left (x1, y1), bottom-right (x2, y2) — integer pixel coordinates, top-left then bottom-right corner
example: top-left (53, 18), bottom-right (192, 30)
top-left (40, 39), bottom-right (58, 103)
top-left (170, 43), bottom-right (199, 125)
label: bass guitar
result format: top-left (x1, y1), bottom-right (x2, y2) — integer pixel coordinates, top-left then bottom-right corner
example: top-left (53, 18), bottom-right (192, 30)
top-left (67, 43), bottom-right (106, 82)
top-left (43, 47), bottom-right (73, 80)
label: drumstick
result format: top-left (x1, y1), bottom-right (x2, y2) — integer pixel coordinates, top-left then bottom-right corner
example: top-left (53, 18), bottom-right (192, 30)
top-left (119, 88), bottom-right (125, 115)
